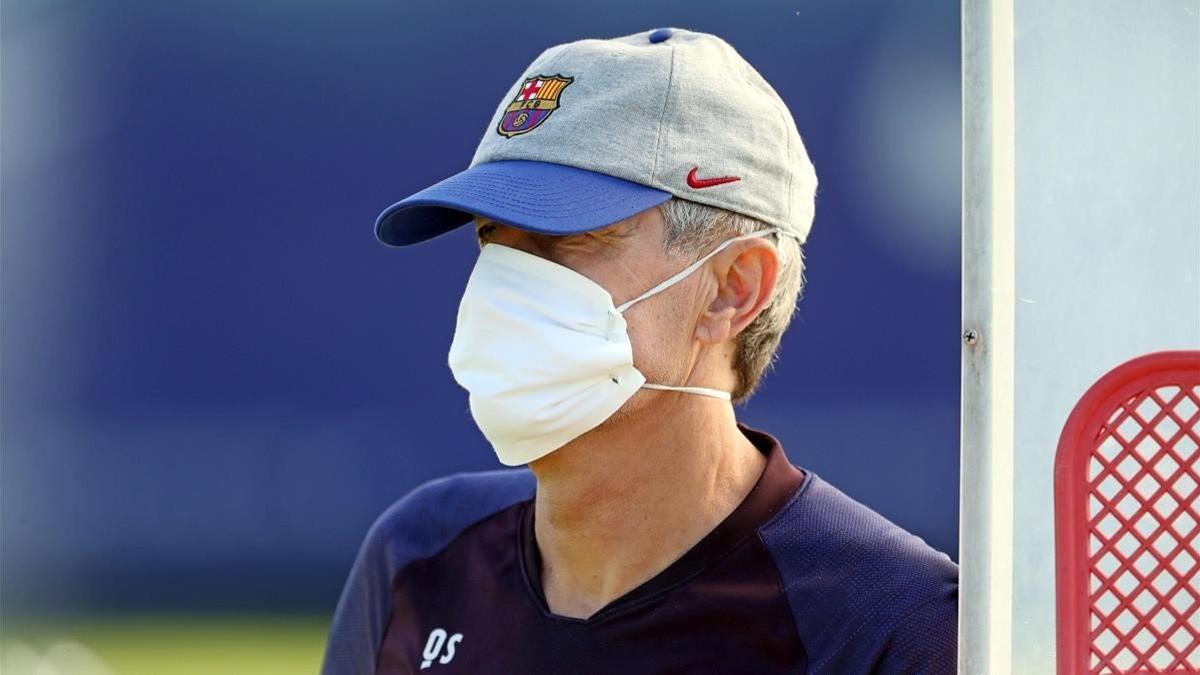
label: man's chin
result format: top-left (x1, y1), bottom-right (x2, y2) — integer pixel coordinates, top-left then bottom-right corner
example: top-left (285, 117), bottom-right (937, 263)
top-left (528, 391), bottom-right (659, 471)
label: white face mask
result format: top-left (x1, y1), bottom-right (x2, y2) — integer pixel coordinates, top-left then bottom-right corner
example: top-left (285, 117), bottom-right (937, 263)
top-left (447, 228), bottom-right (797, 466)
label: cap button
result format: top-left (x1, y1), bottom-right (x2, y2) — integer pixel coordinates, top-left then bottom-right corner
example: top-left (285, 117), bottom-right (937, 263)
top-left (648, 27), bottom-right (673, 44)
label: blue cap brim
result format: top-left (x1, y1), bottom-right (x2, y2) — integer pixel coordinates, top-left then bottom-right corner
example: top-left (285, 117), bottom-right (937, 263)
top-left (374, 160), bottom-right (673, 247)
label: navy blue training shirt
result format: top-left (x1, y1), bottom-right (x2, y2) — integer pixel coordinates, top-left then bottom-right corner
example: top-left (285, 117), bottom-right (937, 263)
top-left (321, 424), bottom-right (958, 674)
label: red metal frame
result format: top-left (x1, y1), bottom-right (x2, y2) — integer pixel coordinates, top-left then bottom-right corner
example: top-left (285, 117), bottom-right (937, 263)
top-left (1056, 350), bottom-right (1200, 674)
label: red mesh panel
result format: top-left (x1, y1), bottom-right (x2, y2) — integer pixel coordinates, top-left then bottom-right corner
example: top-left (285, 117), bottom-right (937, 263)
top-left (1056, 351), bottom-right (1200, 674)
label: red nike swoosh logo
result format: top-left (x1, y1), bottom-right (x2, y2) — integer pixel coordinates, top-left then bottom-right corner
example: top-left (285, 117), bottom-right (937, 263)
top-left (687, 167), bottom-right (741, 189)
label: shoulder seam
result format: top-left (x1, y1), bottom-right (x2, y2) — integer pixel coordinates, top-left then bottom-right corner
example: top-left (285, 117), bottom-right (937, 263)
top-left (756, 529), bottom-right (810, 670)
top-left (374, 496), bottom-right (531, 667)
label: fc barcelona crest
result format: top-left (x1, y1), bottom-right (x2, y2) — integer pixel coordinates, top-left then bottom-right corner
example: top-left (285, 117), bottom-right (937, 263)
top-left (496, 74), bottom-right (575, 138)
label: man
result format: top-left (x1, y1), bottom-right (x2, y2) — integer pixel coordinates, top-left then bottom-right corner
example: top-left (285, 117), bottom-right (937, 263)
top-left (323, 27), bottom-right (957, 674)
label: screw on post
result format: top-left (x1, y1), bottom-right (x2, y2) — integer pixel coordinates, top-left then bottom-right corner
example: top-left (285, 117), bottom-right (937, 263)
top-left (962, 329), bottom-right (980, 345)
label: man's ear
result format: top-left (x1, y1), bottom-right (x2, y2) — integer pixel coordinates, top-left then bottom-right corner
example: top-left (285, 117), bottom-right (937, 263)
top-left (695, 239), bottom-right (781, 344)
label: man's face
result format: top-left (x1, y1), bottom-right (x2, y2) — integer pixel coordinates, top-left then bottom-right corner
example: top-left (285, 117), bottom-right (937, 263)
top-left (473, 206), bottom-right (716, 420)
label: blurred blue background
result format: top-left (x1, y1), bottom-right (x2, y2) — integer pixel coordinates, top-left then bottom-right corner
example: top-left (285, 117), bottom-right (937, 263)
top-left (2, 0), bottom-right (961, 620)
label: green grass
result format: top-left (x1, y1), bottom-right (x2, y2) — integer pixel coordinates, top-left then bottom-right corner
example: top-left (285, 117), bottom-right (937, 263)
top-left (1, 614), bottom-right (329, 675)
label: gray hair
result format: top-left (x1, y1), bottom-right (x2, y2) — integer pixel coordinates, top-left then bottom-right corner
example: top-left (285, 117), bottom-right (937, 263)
top-left (655, 198), bottom-right (806, 403)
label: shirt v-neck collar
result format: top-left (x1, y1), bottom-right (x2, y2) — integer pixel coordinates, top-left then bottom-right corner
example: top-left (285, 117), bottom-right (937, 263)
top-left (516, 422), bottom-right (807, 625)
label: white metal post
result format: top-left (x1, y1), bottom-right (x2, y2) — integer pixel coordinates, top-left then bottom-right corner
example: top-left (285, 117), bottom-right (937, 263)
top-left (960, 0), bottom-right (1016, 672)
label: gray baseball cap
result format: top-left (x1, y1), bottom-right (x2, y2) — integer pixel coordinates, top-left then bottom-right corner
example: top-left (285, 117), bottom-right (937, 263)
top-left (375, 27), bottom-right (818, 247)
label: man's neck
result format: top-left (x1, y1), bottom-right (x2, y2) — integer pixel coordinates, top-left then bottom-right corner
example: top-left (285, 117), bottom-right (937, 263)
top-left (527, 397), bottom-right (768, 620)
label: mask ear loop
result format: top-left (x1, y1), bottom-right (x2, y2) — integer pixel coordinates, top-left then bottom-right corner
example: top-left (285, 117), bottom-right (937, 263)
top-left (615, 228), bottom-right (799, 314)
top-left (616, 227), bottom-right (803, 401)
top-left (641, 383), bottom-right (733, 400)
